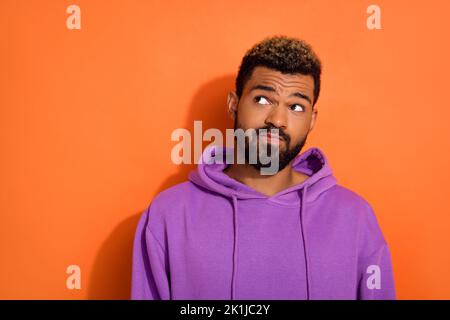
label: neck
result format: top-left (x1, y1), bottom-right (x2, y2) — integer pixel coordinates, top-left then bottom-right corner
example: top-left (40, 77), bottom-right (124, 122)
top-left (223, 160), bottom-right (308, 197)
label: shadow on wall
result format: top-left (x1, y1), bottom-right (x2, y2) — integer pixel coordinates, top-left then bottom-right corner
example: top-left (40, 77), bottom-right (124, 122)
top-left (88, 74), bottom-right (236, 299)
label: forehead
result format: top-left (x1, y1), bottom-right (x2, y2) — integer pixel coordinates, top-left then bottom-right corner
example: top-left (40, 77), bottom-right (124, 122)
top-left (245, 66), bottom-right (314, 95)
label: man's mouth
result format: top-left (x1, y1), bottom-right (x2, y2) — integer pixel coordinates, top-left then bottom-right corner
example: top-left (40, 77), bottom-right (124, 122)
top-left (259, 132), bottom-right (284, 143)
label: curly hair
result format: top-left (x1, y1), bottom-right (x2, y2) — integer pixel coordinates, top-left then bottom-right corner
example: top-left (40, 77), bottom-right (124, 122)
top-left (235, 35), bottom-right (322, 107)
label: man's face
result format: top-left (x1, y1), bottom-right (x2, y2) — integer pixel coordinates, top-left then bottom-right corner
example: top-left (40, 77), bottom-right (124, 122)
top-left (228, 66), bottom-right (318, 172)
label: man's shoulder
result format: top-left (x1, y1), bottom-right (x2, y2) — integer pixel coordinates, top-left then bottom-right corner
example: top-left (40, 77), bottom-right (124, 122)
top-left (324, 184), bottom-right (370, 205)
top-left (336, 183), bottom-right (386, 228)
top-left (151, 180), bottom-right (193, 204)
top-left (323, 184), bottom-right (386, 245)
top-left (323, 184), bottom-right (376, 219)
top-left (141, 179), bottom-right (207, 227)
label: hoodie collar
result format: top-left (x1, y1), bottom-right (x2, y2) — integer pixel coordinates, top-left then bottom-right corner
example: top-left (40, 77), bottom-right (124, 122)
top-left (188, 145), bottom-right (337, 204)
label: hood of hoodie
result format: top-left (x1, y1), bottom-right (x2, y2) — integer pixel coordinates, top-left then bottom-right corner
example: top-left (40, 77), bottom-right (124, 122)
top-left (188, 144), bottom-right (337, 203)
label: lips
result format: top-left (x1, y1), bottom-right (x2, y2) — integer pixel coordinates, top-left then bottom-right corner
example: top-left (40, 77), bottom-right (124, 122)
top-left (259, 132), bottom-right (284, 142)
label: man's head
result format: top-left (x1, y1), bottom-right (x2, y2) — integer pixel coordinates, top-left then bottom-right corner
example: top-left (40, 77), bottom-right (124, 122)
top-left (227, 35), bottom-right (322, 173)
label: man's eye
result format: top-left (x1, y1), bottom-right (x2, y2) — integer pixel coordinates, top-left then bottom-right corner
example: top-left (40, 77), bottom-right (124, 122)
top-left (254, 96), bottom-right (270, 105)
top-left (291, 104), bottom-right (305, 112)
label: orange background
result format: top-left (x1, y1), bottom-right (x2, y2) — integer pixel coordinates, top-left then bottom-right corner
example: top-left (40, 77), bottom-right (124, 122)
top-left (1, 0), bottom-right (449, 299)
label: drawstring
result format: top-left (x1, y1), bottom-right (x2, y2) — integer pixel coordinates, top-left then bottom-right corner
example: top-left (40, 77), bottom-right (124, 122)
top-left (299, 185), bottom-right (310, 300)
top-left (230, 194), bottom-right (238, 300)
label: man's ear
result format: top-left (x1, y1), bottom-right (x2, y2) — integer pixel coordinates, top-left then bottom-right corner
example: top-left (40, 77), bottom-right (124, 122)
top-left (227, 91), bottom-right (239, 120)
top-left (309, 107), bottom-right (318, 132)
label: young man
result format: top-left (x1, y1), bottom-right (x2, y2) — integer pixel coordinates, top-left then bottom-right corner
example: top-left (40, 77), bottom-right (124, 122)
top-left (131, 35), bottom-right (396, 300)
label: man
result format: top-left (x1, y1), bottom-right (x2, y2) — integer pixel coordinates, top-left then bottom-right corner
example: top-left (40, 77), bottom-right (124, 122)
top-left (131, 35), bottom-right (396, 300)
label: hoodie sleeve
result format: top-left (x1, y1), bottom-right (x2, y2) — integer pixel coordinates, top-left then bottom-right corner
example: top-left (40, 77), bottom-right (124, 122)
top-left (357, 243), bottom-right (396, 299)
top-left (356, 203), bottom-right (396, 300)
top-left (130, 205), bottom-right (171, 300)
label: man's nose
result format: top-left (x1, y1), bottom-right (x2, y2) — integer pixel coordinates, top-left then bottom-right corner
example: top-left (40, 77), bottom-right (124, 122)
top-left (264, 105), bottom-right (287, 130)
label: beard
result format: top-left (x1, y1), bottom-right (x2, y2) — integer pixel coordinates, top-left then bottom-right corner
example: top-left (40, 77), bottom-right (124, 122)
top-left (233, 117), bottom-right (307, 173)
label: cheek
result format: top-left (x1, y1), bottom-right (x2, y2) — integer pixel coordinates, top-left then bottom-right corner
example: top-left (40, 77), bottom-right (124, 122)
top-left (287, 117), bottom-right (311, 141)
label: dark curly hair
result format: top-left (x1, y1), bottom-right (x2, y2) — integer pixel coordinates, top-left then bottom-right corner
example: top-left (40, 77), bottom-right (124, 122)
top-left (235, 35), bottom-right (322, 107)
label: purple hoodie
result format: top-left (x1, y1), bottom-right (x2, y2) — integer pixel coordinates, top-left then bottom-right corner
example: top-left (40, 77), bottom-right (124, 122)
top-left (131, 145), bottom-right (396, 300)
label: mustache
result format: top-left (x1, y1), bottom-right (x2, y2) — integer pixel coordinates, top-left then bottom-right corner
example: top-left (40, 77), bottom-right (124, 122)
top-left (255, 125), bottom-right (290, 144)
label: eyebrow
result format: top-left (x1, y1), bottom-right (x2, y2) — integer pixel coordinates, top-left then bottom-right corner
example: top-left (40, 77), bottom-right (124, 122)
top-left (249, 84), bottom-right (313, 105)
